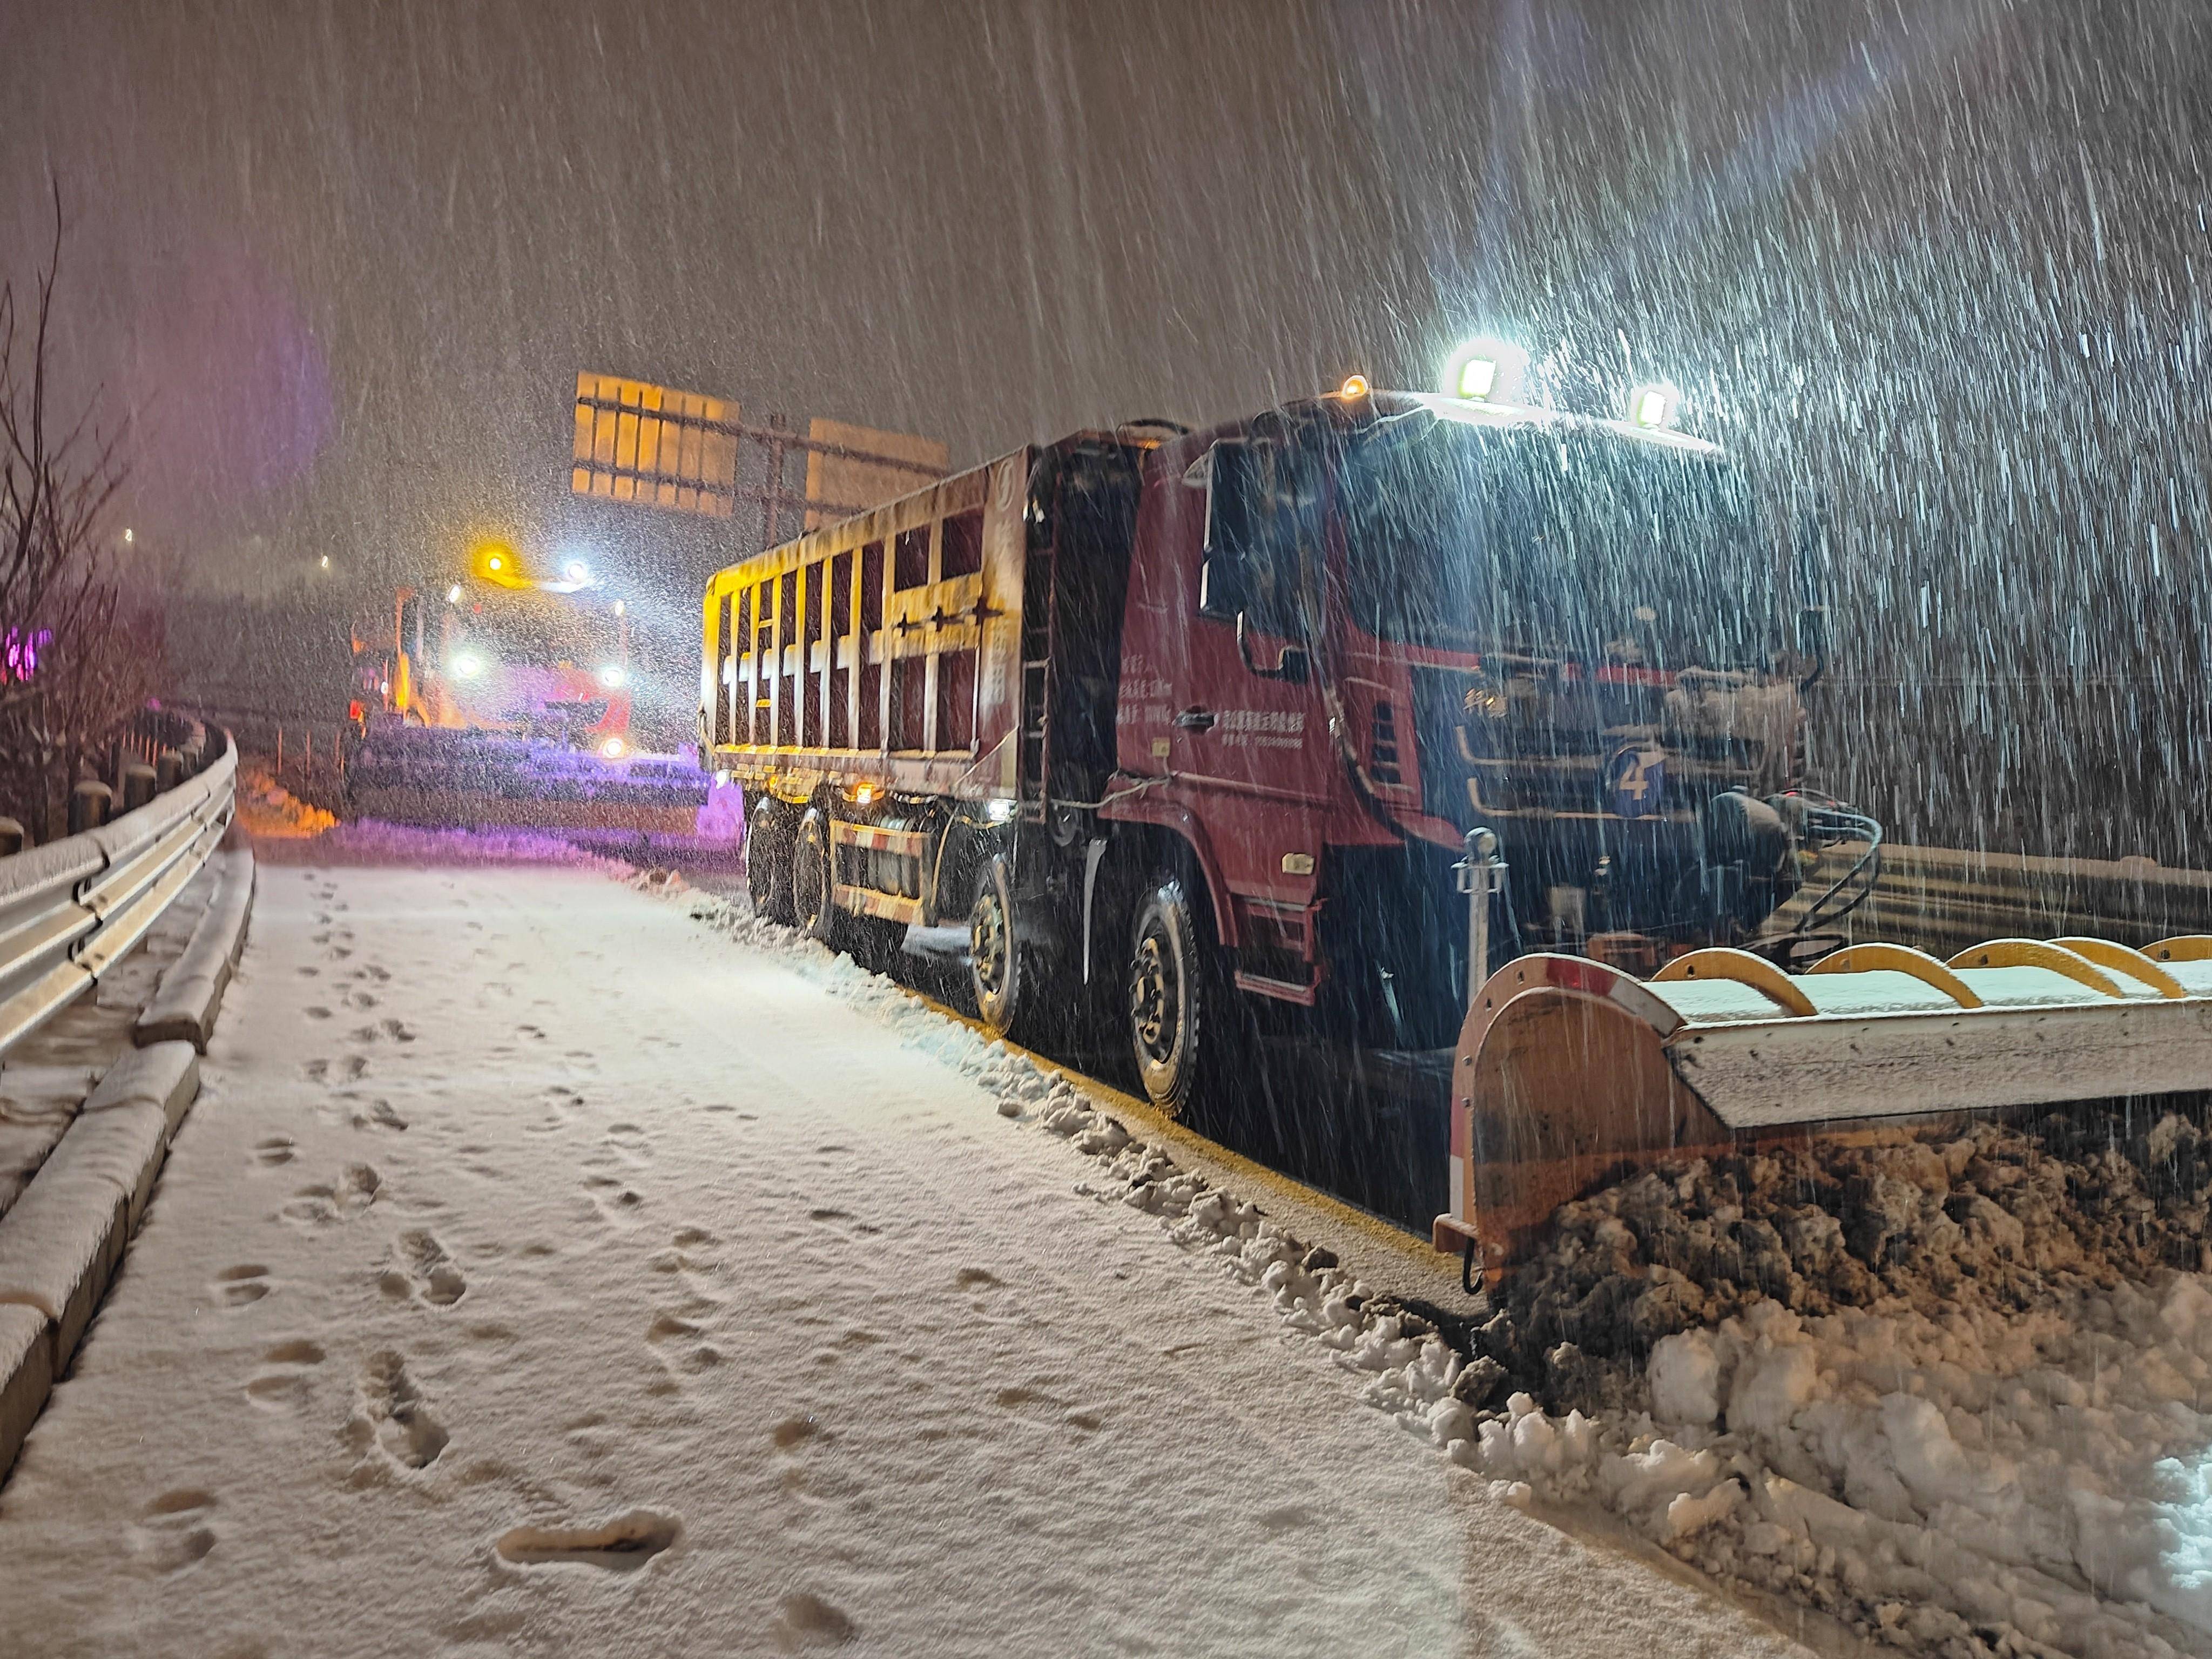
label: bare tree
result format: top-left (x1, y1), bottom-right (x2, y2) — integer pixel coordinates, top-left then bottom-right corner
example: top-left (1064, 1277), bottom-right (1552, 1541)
top-left (0, 187), bottom-right (157, 838)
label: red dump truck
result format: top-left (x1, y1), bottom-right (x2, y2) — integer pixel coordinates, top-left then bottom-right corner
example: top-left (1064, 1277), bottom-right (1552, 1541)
top-left (702, 370), bottom-right (1876, 1130)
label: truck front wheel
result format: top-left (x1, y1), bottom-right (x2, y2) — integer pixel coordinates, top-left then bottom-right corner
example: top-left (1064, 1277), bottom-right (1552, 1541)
top-left (1126, 873), bottom-right (1238, 1117)
top-left (970, 854), bottom-right (1034, 1041)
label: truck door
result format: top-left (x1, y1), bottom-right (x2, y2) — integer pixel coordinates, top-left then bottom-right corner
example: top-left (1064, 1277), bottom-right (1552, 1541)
top-left (1167, 436), bottom-right (1333, 898)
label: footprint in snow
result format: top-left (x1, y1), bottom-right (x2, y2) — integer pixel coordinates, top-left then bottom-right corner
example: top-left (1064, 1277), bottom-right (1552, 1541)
top-left (128, 1490), bottom-right (218, 1575)
top-left (646, 1292), bottom-right (724, 1374)
top-left (807, 1208), bottom-right (881, 1238)
top-left (244, 1339), bottom-right (326, 1412)
top-left (350, 1098), bottom-right (408, 1134)
top-left (581, 1175), bottom-right (645, 1226)
top-left (281, 1164), bottom-right (381, 1227)
top-left (214, 1264), bottom-right (272, 1307)
top-left (766, 1591), bottom-right (855, 1650)
top-left (992, 1383), bottom-right (1096, 1432)
top-left (650, 1224), bottom-right (723, 1278)
top-left (348, 1352), bottom-right (448, 1472)
top-left (494, 1509), bottom-right (679, 1572)
top-left (379, 1230), bottom-right (467, 1307)
top-left (253, 1136), bottom-right (295, 1168)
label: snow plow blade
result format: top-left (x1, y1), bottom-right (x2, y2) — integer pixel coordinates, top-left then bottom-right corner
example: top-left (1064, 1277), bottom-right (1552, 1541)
top-left (346, 729), bottom-right (708, 835)
top-left (1433, 938), bottom-right (2212, 1285)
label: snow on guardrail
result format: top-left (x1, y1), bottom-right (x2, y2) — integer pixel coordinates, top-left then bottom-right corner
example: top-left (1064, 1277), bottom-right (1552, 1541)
top-left (0, 733), bottom-right (237, 1057)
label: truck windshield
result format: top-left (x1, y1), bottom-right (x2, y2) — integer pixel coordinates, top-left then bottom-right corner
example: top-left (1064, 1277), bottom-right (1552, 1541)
top-left (1339, 416), bottom-right (1773, 671)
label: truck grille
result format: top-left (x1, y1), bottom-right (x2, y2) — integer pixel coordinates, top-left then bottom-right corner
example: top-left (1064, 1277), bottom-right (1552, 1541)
top-left (1409, 664), bottom-right (1773, 825)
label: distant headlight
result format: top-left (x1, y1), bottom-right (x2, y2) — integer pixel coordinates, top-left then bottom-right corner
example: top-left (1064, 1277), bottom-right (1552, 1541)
top-left (452, 652), bottom-right (485, 679)
top-left (600, 737), bottom-right (626, 759)
top-left (597, 664), bottom-right (625, 689)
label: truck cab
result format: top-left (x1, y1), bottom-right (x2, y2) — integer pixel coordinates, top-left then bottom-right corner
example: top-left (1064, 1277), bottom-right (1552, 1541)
top-left (1097, 386), bottom-right (1829, 1101)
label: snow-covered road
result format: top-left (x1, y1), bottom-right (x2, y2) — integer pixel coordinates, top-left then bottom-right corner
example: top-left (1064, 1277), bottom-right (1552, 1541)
top-left (0, 858), bottom-right (1809, 1658)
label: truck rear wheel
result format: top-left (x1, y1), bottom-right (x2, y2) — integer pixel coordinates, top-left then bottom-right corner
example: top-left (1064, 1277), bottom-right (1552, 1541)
top-left (1126, 872), bottom-right (1239, 1118)
top-left (792, 807), bottom-right (843, 947)
top-left (745, 797), bottom-right (797, 926)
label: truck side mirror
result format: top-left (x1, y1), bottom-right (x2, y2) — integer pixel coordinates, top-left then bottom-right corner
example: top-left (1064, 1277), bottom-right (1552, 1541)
top-left (1236, 610), bottom-right (1309, 683)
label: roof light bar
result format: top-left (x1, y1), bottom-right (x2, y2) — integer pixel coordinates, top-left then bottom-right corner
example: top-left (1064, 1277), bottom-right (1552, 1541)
top-left (1628, 382), bottom-right (1681, 429)
top-left (1441, 337), bottom-right (1529, 405)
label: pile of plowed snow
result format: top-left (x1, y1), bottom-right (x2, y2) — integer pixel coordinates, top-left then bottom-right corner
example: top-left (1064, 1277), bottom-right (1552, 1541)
top-left (1442, 1117), bottom-right (2212, 1658)
top-left (237, 773), bottom-right (339, 837)
top-left (673, 885), bottom-right (2212, 1657)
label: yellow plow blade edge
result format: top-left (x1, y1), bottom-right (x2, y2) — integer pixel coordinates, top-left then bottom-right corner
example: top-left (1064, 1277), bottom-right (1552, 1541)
top-left (1434, 937), bottom-right (2212, 1285)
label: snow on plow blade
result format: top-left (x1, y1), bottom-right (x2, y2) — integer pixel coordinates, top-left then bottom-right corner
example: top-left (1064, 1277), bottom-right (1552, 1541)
top-left (347, 731), bottom-right (708, 834)
top-left (1433, 937), bottom-right (2212, 1285)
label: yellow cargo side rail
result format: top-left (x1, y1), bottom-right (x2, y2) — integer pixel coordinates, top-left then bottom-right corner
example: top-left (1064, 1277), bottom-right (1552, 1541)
top-left (702, 451), bottom-right (1031, 807)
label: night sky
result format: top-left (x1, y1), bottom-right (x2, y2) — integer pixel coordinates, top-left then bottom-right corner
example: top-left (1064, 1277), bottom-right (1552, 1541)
top-left (7, 1), bottom-right (2212, 852)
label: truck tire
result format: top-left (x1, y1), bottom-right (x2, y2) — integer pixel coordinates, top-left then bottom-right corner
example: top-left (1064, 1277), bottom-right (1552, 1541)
top-left (792, 807), bottom-right (844, 948)
top-left (970, 854), bottom-right (1040, 1042)
top-left (1125, 871), bottom-right (1242, 1118)
top-left (746, 798), bottom-right (797, 926)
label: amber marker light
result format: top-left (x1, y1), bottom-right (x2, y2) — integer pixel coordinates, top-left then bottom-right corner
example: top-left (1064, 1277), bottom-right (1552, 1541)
top-left (473, 540), bottom-right (528, 588)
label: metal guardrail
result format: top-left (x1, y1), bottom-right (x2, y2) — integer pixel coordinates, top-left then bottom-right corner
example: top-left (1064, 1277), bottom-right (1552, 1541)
top-left (1780, 841), bottom-right (2212, 956)
top-left (0, 732), bottom-right (237, 1056)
